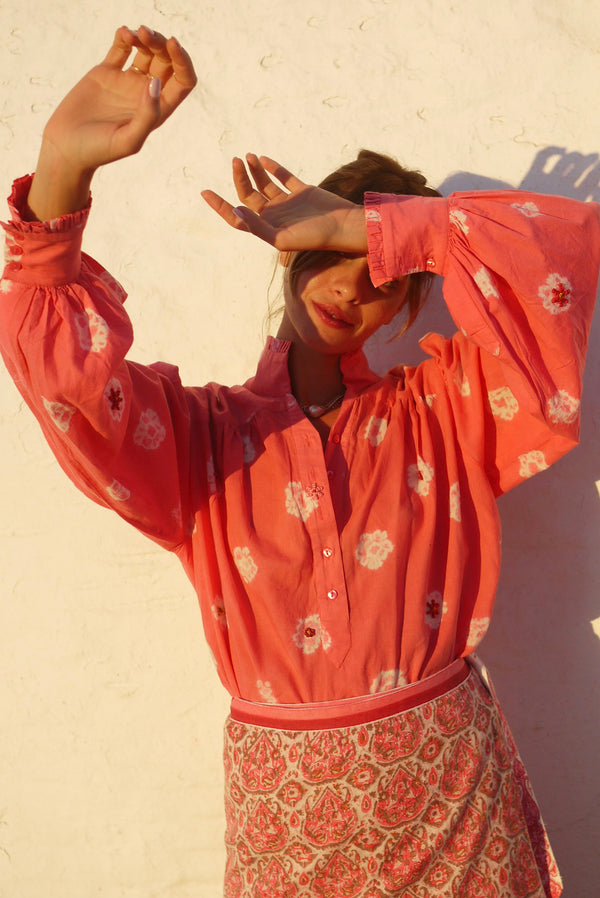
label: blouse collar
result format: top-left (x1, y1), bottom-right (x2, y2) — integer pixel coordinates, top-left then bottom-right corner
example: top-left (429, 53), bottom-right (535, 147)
top-left (248, 336), bottom-right (381, 399)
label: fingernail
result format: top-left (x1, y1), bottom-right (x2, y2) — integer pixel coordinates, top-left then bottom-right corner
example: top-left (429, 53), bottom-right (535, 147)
top-left (233, 207), bottom-right (246, 220)
top-left (149, 77), bottom-right (161, 99)
top-left (170, 36), bottom-right (181, 48)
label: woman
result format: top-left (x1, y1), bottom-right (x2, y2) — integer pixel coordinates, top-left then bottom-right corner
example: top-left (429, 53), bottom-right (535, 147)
top-left (2, 25), bottom-right (599, 898)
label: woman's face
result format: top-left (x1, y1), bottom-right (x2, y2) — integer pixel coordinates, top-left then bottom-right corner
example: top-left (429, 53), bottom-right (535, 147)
top-left (280, 253), bottom-right (409, 355)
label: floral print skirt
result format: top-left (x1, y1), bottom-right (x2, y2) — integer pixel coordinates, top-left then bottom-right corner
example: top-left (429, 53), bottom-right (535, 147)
top-left (222, 659), bottom-right (561, 898)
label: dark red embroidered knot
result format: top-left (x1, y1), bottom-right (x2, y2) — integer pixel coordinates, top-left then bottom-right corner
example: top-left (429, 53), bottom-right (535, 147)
top-left (107, 387), bottom-right (123, 411)
top-left (304, 627), bottom-right (316, 638)
top-left (551, 283), bottom-right (571, 307)
top-left (426, 597), bottom-right (441, 617)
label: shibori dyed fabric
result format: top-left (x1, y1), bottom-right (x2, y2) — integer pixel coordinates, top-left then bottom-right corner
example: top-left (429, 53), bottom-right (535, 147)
top-left (223, 662), bottom-right (561, 898)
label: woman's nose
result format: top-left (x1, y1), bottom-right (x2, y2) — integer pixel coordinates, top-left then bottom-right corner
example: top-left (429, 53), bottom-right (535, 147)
top-left (330, 258), bottom-right (370, 303)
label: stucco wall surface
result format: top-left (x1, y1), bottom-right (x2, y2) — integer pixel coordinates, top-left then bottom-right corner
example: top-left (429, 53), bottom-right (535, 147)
top-left (0, 1), bottom-right (599, 896)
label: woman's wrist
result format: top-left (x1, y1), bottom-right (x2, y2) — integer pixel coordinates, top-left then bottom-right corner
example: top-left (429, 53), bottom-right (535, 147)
top-left (346, 205), bottom-right (368, 252)
top-left (25, 140), bottom-right (94, 222)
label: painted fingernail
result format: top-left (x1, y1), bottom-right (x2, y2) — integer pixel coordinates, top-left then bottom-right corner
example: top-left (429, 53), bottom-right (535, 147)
top-left (233, 207), bottom-right (246, 220)
top-left (149, 77), bottom-right (161, 99)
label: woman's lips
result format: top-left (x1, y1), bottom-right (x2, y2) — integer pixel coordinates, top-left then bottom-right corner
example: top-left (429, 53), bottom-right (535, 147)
top-left (313, 302), bottom-right (354, 329)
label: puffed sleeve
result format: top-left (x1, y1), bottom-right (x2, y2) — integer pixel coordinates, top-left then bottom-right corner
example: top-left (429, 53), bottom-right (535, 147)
top-left (0, 175), bottom-right (192, 550)
top-left (365, 188), bottom-right (600, 494)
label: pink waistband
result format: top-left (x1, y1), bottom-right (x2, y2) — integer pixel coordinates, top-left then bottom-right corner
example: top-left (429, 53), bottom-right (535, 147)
top-left (230, 658), bottom-right (470, 730)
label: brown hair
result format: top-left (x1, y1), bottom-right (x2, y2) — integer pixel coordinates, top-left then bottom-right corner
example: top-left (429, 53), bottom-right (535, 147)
top-left (283, 149), bottom-right (441, 335)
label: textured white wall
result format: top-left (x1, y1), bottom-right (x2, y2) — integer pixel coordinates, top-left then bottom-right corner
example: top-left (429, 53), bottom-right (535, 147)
top-left (1, 1), bottom-right (599, 896)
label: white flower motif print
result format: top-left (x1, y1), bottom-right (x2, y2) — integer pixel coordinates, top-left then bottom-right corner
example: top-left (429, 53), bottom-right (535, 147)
top-left (425, 394), bottom-right (437, 408)
top-left (233, 546), bottom-right (258, 583)
top-left (425, 591), bottom-right (447, 630)
top-left (365, 208), bottom-right (381, 222)
top-left (242, 434), bottom-right (256, 463)
top-left (488, 386), bottom-right (519, 421)
top-left (454, 372), bottom-right (471, 397)
top-left (75, 308), bottom-right (109, 353)
top-left (474, 266), bottom-right (499, 299)
top-left (467, 617), bottom-right (490, 649)
top-left (4, 237), bottom-right (22, 264)
top-left (106, 479), bottom-right (130, 502)
top-left (511, 201), bottom-right (540, 218)
top-left (0, 278), bottom-right (14, 294)
top-left (355, 530), bottom-right (394, 570)
top-left (547, 390), bottom-right (580, 424)
top-left (538, 273), bottom-right (572, 314)
top-left (257, 680), bottom-right (278, 703)
top-left (42, 397), bottom-right (75, 433)
top-left (407, 456), bottom-right (434, 497)
top-left (211, 597), bottom-right (228, 629)
top-left (104, 377), bottom-right (125, 422)
top-left (364, 415), bottom-right (388, 447)
top-left (519, 450), bottom-right (549, 479)
top-left (133, 409), bottom-right (166, 450)
top-left (293, 614), bottom-right (332, 655)
top-left (450, 209), bottom-right (469, 234)
top-left (370, 669), bottom-right (408, 694)
top-left (449, 482), bottom-right (461, 523)
top-left (97, 269), bottom-right (126, 301)
top-left (285, 481), bottom-right (319, 522)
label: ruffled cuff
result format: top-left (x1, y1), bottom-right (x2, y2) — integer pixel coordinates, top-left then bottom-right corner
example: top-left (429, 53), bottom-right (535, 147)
top-left (2, 174), bottom-right (91, 286)
top-left (364, 192), bottom-right (449, 286)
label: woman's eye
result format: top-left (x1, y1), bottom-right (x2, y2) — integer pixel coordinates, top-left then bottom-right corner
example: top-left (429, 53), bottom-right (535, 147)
top-left (378, 280), bottom-right (399, 291)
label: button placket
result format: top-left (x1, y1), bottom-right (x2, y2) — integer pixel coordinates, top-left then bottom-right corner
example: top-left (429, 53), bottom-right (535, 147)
top-left (289, 411), bottom-right (350, 666)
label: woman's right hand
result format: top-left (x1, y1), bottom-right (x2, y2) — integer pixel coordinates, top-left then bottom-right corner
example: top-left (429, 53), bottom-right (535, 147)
top-left (27, 25), bottom-right (197, 221)
top-left (202, 155), bottom-right (368, 254)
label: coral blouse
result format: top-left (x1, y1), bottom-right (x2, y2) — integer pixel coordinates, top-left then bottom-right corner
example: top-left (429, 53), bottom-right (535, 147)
top-left (1, 176), bottom-right (599, 703)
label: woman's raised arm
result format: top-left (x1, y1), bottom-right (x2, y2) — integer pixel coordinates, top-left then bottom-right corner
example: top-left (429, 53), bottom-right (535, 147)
top-left (27, 25), bottom-right (197, 222)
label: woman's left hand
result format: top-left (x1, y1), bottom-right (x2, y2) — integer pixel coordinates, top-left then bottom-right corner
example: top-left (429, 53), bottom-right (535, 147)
top-left (202, 154), bottom-right (368, 254)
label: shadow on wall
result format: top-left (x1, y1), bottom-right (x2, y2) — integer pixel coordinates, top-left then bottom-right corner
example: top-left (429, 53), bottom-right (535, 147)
top-left (368, 147), bottom-right (600, 898)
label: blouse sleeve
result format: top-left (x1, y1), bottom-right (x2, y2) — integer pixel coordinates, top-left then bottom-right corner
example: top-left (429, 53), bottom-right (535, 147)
top-left (0, 175), bottom-right (193, 551)
top-left (365, 188), bottom-right (600, 495)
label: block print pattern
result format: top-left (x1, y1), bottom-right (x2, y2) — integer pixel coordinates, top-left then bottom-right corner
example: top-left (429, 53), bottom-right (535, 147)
top-left (223, 673), bottom-right (560, 898)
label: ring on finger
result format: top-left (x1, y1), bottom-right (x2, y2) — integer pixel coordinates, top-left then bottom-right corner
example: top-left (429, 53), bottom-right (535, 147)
top-left (129, 64), bottom-right (152, 77)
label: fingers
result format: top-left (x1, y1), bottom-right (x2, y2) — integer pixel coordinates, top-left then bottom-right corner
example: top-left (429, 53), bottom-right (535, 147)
top-left (258, 156), bottom-right (307, 193)
top-left (131, 26), bottom-right (173, 81)
top-left (245, 153), bottom-right (285, 200)
top-left (104, 26), bottom-right (143, 69)
top-left (201, 190), bottom-right (278, 246)
top-left (201, 190), bottom-right (251, 232)
top-left (231, 154), bottom-right (300, 213)
top-left (158, 36), bottom-right (198, 114)
top-left (233, 157), bottom-right (270, 212)
top-left (105, 26), bottom-right (197, 97)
